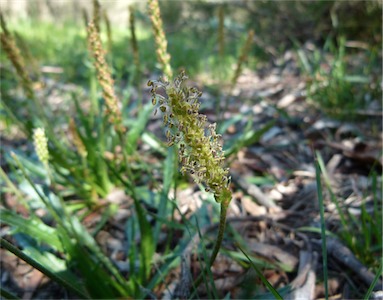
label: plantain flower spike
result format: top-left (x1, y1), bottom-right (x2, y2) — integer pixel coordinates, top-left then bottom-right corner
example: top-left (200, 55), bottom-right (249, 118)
top-left (147, 0), bottom-right (172, 80)
top-left (33, 128), bottom-right (49, 167)
top-left (87, 21), bottom-right (124, 133)
top-left (149, 71), bottom-right (231, 205)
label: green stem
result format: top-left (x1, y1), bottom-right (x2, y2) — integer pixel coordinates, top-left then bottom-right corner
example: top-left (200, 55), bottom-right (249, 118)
top-left (193, 199), bottom-right (229, 290)
top-left (209, 201), bottom-right (228, 266)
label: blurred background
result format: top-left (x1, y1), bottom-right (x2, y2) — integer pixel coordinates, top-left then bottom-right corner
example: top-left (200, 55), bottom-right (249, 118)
top-left (1, 0), bottom-right (381, 85)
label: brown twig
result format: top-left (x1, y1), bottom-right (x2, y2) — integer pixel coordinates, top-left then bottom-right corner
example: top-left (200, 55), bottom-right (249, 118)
top-left (323, 238), bottom-right (383, 291)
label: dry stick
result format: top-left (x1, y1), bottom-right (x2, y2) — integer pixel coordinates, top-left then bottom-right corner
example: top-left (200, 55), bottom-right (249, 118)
top-left (324, 238), bottom-right (383, 290)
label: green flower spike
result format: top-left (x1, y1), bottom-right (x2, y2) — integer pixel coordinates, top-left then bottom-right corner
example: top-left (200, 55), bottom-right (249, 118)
top-left (148, 71), bottom-right (231, 205)
top-left (149, 71), bottom-right (232, 276)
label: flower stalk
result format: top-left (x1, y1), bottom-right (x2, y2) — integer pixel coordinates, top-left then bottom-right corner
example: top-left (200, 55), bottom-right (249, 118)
top-left (129, 5), bottom-right (141, 83)
top-left (218, 5), bottom-right (225, 59)
top-left (82, 8), bottom-right (89, 29)
top-left (103, 9), bottom-right (112, 52)
top-left (149, 71), bottom-right (232, 268)
top-left (231, 29), bottom-right (254, 89)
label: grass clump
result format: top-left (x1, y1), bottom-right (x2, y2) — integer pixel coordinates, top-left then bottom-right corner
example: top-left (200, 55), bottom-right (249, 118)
top-left (298, 37), bottom-right (381, 119)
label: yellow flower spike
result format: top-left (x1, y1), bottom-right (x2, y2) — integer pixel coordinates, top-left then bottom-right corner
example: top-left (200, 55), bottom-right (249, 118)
top-left (33, 128), bottom-right (49, 167)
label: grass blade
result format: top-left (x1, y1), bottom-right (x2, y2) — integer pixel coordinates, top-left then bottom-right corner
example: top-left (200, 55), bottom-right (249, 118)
top-left (315, 151), bottom-right (329, 300)
top-left (1, 238), bottom-right (89, 299)
top-left (237, 245), bottom-right (283, 300)
top-left (133, 196), bottom-right (155, 285)
top-left (126, 103), bottom-right (153, 154)
top-left (0, 287), bottom-right (20, 300)
top-left (154, 147), bottom-right (175, 243)
top-left (364, 261), bottom-right (382, 300)
top-left (0, 209), bottom-right (63, 252)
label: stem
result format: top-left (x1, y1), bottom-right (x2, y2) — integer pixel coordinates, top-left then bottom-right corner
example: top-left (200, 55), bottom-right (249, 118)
top-left (193, 199), bottom-right (229, 291)
top-left (209, 201), bottom-right (228, 266)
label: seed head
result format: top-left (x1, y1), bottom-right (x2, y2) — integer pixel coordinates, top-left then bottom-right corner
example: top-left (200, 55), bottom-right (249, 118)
top-left (149, 71), bottom-right (231, 204)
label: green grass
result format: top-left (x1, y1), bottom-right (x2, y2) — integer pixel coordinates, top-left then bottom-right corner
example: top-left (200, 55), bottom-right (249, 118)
top-left (297, 36), bottom-right (381, 119)
top-left (1, 16), bottom-right (253, 86)
top-left (315, 152), bottom-right (382, 297)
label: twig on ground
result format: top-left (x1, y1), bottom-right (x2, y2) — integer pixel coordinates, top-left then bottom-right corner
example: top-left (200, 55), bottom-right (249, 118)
top-left (313, 238), bottom-right (383, 291)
